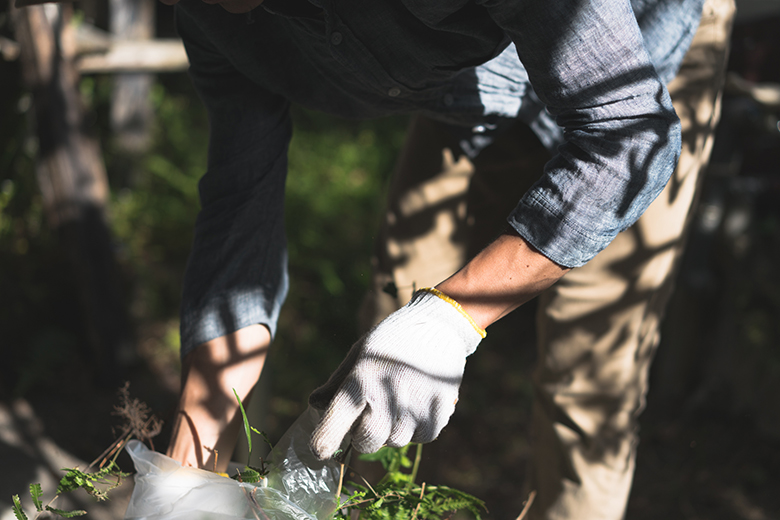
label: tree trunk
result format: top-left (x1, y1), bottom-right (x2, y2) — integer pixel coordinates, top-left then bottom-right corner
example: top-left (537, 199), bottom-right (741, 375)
top-left (12, 3), bottom-right (133, 381)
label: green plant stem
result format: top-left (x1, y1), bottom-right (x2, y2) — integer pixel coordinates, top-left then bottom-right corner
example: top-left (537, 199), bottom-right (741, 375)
top-left (408, 444), bottom-right (423, 488)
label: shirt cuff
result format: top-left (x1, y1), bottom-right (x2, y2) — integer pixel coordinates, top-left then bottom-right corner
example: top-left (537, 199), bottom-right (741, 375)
top-left (507, 193), bottom-right (616, 269)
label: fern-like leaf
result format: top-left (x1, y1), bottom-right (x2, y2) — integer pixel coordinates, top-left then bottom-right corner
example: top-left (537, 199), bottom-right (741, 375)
top-left (45, 506), bottom-right (87, 518)
top-left (359, 445), bottom-right (411, 474)
top-left (252, 427), bottom-right (273, 451)
top-left (57, 468), bottom-right (91, 495)
top-left (232, 466), bottom-right (264, 483)
top-left (57, 466), bottom-right (127, 501)
top-left (29, 483), bottom-right (43, 512)
top-left (11, 494), bottom-right (28, 520)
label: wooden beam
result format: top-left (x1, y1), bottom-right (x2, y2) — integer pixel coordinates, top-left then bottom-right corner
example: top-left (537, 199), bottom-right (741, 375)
top-left (4, 17), bottom-right (188, 73)
top-left (77, 39), bottom-right (189, 73)
top-left (74, 22), bottom-right (112, 55)
top-left (14, 0), bottom-right (72, 7)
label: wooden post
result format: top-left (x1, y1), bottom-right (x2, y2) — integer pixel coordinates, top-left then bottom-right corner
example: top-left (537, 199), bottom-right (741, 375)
top-left (12, 2), bottom-right (133, 380)
top-left (109, 0), bottom-right (155, 154)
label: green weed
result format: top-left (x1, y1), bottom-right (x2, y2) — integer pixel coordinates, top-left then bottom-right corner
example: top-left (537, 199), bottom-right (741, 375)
top-left (334, 445), bottom-right (487, 520)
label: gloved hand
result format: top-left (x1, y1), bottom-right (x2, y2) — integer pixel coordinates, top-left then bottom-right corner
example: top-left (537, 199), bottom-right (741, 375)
top-left (308, 288), bottom-right (486, 460)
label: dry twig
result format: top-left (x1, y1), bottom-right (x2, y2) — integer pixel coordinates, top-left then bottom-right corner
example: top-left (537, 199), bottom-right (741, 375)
top-left (515, 490), bottom-right (536, 520)
top-left (410, 482), bottom-right (426, 520)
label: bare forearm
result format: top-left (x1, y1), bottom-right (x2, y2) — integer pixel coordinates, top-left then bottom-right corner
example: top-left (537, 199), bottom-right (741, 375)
top-left (166, 324), bottom-right (270, 471)
top-left (436, 230), bottom-right (570, 329)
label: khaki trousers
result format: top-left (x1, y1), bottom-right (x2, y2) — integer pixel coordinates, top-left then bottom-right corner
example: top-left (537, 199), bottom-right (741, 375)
top-left (361, 0), bottom-right (735, 517)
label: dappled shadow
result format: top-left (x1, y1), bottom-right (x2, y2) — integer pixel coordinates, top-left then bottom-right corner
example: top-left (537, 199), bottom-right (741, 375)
top-left (357, 6), bottom-right (737, 513)
top-left (0, 431), bottom-right (38, 509)
top-left (168, 326), bottom-right (270, 469)
top-left (0, 398), bottom-right (134, 520)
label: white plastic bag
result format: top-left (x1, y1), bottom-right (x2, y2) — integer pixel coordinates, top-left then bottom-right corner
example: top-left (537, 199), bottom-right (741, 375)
top-left (124, 406), bottom-right (346, 520)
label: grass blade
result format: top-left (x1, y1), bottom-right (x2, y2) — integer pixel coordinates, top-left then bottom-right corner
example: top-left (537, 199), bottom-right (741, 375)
top-left (233, 388), bottom-right (252, 459)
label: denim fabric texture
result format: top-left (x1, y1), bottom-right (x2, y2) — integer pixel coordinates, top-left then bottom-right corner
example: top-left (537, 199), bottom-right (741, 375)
top-left (175, 0), bottom-right (704, 354)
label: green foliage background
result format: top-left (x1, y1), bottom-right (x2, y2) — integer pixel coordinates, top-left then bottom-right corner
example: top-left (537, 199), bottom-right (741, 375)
top-left (0, 67), bottom-right (407, 434)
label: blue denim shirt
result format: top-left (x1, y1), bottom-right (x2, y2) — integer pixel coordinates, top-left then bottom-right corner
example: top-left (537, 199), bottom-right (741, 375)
top-left (174, 0), bottom-right (704, 353)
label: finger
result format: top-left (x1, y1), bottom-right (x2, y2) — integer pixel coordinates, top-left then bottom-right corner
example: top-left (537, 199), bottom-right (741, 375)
top-left (309, 379), bottom-right (341, 411)
top-left (409, 394), bottom-right (457, 444)
top-left (351, 404), bottom-right (392, 455)
top-left (309, 391), bottom-right (365, 460)
top-left (386, 417), bottom-right (415, 448)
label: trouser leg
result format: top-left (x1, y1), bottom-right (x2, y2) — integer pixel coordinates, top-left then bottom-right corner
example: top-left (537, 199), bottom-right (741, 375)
top-left (527, 0), bottom-right (735, 517)
top-left (176, 6), bottom-right (292, 356)
top-left (170, 8), bottom-right (292, 469)
top-left (360, 118), bottom-right (548, 330)
top-left (363, 0), bottom-right (734, 517)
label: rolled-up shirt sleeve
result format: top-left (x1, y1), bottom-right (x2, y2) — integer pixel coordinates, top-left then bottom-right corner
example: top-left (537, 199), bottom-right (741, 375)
top-left (487, 0), bottom-right (682, 267)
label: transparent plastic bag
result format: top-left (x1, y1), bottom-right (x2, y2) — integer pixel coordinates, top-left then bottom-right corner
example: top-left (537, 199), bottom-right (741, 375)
top-left (124, 406), bottom-right (346, 520)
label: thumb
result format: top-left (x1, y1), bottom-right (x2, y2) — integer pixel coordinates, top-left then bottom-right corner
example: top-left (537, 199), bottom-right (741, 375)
top-left (309, 337), bottom-right (365, 410)
top-left (308, 377), bottom-right (341, 411)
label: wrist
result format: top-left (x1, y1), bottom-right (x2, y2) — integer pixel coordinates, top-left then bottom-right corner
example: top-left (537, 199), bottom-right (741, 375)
top-left (436, 231), bottom-right (569, 329)
top-left (417, 287), bottom-right (487, 338)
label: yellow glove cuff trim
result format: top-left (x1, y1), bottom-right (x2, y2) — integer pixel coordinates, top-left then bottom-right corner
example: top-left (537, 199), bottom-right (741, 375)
top-left (419, 287), bottom-right (487, 339)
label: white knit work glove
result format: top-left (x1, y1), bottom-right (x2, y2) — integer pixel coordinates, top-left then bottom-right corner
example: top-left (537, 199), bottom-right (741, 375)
top-left (308, 288), bottom-right (486, 460)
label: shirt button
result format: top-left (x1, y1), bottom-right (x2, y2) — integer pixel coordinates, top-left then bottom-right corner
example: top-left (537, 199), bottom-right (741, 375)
top-left (330, 32), bottom-right (343, 45)
top-left (443, 93), bottom-right (454, 106)
top-left (388, 87), bottom-right (401, 97)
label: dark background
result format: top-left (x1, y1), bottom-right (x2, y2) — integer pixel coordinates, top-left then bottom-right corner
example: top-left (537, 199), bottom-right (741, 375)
top-left (1, 1), bottom-right (779, 519)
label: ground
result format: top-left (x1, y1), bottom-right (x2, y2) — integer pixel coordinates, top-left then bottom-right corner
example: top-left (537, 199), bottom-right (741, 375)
top-left (2, 284), bottom-right (779, 520)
